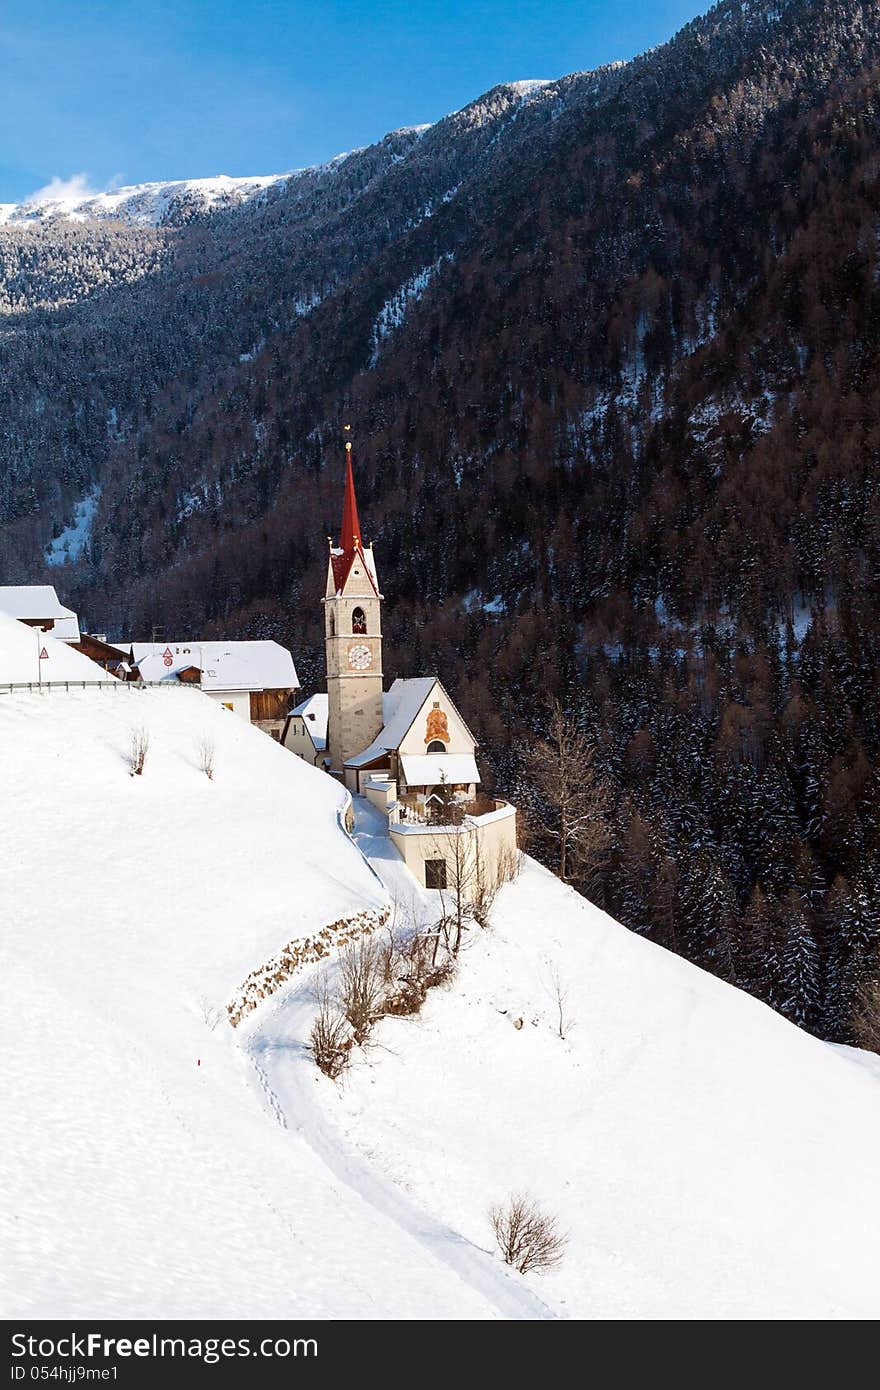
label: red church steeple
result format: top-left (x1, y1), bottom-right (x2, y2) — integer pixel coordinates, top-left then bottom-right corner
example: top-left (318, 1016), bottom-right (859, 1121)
top-left (339, 440), bottom-right (362, 558)
top-left (329, 430), bottom-right (378, 595)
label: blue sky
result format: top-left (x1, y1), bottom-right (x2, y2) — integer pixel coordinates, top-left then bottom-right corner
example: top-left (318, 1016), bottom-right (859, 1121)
top-left (1, 0), bottom-right (707, 201)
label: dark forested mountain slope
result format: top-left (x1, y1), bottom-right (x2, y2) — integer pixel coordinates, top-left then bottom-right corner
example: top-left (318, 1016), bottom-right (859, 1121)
top-left (3, 0), bottom-right (880, 1039)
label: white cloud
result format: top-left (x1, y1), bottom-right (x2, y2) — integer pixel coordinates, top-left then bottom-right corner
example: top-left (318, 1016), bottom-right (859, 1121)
top-left (25, 172), bottom-right (98, 207)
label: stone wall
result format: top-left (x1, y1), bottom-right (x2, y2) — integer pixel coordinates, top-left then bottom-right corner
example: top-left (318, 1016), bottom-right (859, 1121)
top-left (226, 904), bottom-right (390, 1027)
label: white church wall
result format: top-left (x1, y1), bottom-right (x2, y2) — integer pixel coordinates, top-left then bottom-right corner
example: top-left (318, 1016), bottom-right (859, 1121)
top-left (389, 802), bottom-right (518, 896)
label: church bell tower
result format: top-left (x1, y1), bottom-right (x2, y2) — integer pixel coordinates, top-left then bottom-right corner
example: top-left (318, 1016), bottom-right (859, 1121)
top-left (324, 434), bottom-right (384, 772)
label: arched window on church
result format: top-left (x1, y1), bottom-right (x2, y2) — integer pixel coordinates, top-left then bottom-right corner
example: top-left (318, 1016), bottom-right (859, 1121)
top-left (352, 607), bottom-right (367, 634)
top-left (328, 611), bottom-right (336, 637)
top-left (426, 740), bottom-right (447, 754)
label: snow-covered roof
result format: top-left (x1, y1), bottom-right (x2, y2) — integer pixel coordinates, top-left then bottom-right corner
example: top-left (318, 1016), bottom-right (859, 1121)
top-left (399, 752), bottom-right (480, 787)
top-left (0, 586), bottom-right (80, 642)
top-left (290, 693), bottom-right (328, 750)
top-left (345, 677), bottom-right (439, 767)
top-left (0, 611), bottom-right (113, 684)
top-left (130, 641), bottom-right (298, 692)
top-left (382, 678), bottom-right (439, 745)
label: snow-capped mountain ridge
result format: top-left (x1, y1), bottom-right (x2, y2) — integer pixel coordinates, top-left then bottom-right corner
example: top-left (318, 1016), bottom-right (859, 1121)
top-left (0, 76), bottom-right (568, 229)
top-left (0, 172), bottom-right (293, 227)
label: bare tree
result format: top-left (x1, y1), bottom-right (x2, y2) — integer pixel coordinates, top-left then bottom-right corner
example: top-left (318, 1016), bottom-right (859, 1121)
top-left (489, 1194), bottom-right (568, 1274)
top-left (853, 977), bottom-right (880, 1054)
top-left (308, 979), bottom-right (351, 1079)
top-left (129, 723), bottom-right (150, 776)
top-left (337, 937), bottom-right (385, 1044)
top-left (197, 735), bottom-right (216, 780)
top-left (431, 824), bottom-right (478, 956)
top-left (545, 961), bottom-right (575, 1040)
top-left (522, 701), bottom-right (610, 885)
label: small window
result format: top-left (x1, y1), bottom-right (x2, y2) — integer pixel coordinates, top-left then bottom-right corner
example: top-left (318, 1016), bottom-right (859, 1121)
top-left (426, 740), bottom-right (446, 754)
top-left (352, 606), bottom-right (367, 634)
top-left (425, 859), bottom-right (447, 890)
top-left (329, 612), bottom-right (336, 636)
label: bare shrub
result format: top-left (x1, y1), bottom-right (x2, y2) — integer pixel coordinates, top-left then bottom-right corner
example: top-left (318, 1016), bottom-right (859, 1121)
top-left (545, 961), bottom-right (575, 1040)
top-left (338, 937), bottom-right (385, 1044)
top-left (471, 835), bottom-right (498, 929)
top-left (378, 923), bottom-right (424, 1015)
top-left (376, 914), bottom-right (456, 1017)
top-left (199, 998), bottom-right (225, 1031)
top-left (471, 837), bottom-right (522, 928)
top-left (498, 843), bottom-right (524, 884)
top-left (853, 977), bottom-right (880, 1054)
top-left (489, 1193), bottom-right (568, 1274)
top-left (308, 981), bottom-right (351, 1079)
top-left (197, 735), bottom-right (216, 780)
top-left (129, 723), bottom-right (150, 776)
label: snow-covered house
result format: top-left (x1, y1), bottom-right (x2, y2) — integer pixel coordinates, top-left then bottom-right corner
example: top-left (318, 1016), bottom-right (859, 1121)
top-left (0, 585), bottom-right (81, 643)
top-left (282, 693), bottom-right (328, 766)
top-left (122, 640), bottom-right (299, 737)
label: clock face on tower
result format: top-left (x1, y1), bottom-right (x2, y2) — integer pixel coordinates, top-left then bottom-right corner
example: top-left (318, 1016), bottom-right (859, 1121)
top-left (348, 643), bottom-right (372, 671)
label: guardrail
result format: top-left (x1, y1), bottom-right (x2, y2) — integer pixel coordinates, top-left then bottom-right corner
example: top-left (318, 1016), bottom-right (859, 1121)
top-left (0, 679), bottom-right (203, 695)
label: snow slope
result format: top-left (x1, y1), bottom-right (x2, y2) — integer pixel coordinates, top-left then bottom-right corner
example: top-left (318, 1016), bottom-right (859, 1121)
top-left (0, 687), bottom-right (535, 1318)
top-left (254, 801), bottom-right (880, 1320)
top-left (5, 680), bottom-right (879, 1319)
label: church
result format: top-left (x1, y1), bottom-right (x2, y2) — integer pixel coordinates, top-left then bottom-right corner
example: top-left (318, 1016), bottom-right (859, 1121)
top-left (284, 435), bottom-right (481, 812)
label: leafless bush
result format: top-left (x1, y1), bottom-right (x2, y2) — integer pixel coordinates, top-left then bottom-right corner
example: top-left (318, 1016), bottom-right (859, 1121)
top-left (489, 1194), bottom-right (568, 1274)
top-left (308, 981), bottom-right (351, 1079)
top-left (545, 961), bottom-right (575, 1040)
top-left (338, 937), bottom-right (385, 1044)
top-left (472, 838), bottom-right (523, 928)
top-left (197, 735), bottom-right (216, 780)
top-left (853, 977), bottom-right (880, 1054)
top-left (498, 843), bottom-right (524, 884)
top-left (129, 723), bottom-right (150, 776)
top-left (199, 998), bottom-right (225, 1031)
top-left (471, 836), bottom-right (498, 928)
top-left (375, 916), bottom-right (456, 1017)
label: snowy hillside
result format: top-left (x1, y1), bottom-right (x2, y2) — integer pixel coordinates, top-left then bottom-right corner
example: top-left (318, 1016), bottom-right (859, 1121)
top-left (0, 685), bottom-right (541, 1318)
top-left (256, 806), bottom-right (880, 1320)
top-left (3, 673), bottom-right (879, 1318)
